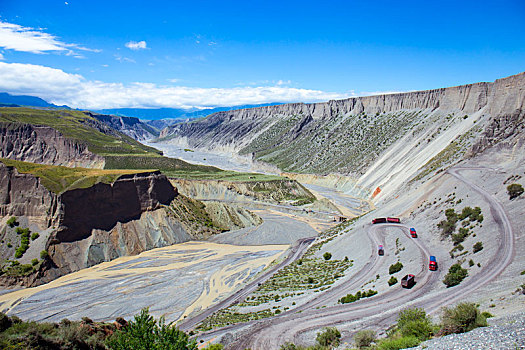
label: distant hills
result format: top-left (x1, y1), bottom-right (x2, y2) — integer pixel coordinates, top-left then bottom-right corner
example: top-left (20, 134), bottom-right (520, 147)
top-left (95, 103), bottom-right (283, 121)
top-left (0, 92), bottom-right (68, 108)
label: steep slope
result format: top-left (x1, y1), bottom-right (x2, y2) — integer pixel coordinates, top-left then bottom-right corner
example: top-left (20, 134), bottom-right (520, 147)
top-left (89, 112), bottom-right (159, 141)
top-left (160, 72), bottom-right (525, 201)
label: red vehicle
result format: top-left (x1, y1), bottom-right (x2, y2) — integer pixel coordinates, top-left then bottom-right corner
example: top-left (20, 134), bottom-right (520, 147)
top-left (429, 256), bottom-right (438, 271)
top-left (387, 217), bottom-right (401, 223)
top-left (372, 218), bottom-right (387, 224)
top-left (410, 228), bottom-right (417, 238)
top-left (401, 274), bottom-right (415, 288)
top-left (378, 245), bottom-right (384, 256)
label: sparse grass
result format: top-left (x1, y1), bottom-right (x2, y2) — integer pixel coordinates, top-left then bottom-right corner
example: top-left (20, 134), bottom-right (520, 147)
top-left (0, 158), bottom-right (152, 194)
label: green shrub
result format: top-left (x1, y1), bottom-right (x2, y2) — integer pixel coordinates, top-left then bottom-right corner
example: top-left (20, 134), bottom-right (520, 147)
top-left (481, 311), bottom-right (494, 319)
top-left (507, 183), bottom-right (524, 199)
top-left (469, 259), bottom-right (474, 267)
top-left (340, 290), bottom-right (377, 304)
top-left (354, 329), bottom-right (376, 348)
top-left (439, 303), bottom-right (487, 335)
top-left (443, 263), bottom-right (468, 287)
top-left (279, 342), bottom-right (297, 350)
top-left (452, 227), bottom-right (469, 245)
top-left (315, 327), bottom-right (341, 347)
top-left (377, 335), bottom-right (420, 350)
top-left (106, 308), bottom-right (197, 350)
top-left (31, 258), bottom-right (39, 266)
top-left (6, 216), bottom-right (18, 227)
top-left (473, 242), bottom-right (483, 253)
top-left (396, 307), bottom-right (434, 341)
top-left (31, 232), bottom-right (40, 240)
top-left (389, 262), bottom-right (403, 274)
top-left (203, 344), bottom-right (224, 350)
top-left (388, 276), bottom-right (398, 286)
top-left (40, 250), bottom-right (49, 259)
top-left (323, 252), bottom-right (332, 261)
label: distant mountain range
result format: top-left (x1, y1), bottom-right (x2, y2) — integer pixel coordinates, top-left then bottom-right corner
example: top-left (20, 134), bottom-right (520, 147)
top-left (95, 103), bottom-right (283, 121)
top-left (0, 92), bottom-right (68, 108)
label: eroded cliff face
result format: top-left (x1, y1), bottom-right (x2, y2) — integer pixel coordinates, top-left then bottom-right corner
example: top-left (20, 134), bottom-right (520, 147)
top-left (56, 171), bottom-right (176, 242)
top-left (0, 123), bottom-right (104, 168)
top-left (0, 166), bottom-right (181, 285)
top-left (91, 113), bottom-right (158, 141)
top-left (160, 72), bottom-right (525, 202)
top-left (161, 73), bottom-right (524, 165)
top-left (0, 163), bottom-right (60, 227)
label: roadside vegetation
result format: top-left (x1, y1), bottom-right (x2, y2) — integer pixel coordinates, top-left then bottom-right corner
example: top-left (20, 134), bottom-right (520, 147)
top-left (197, 220), bottom-right (355, 331)
top-left (339, 289), bottom-right (377, 304)
top-left (281, 303), bottom-right (490, 350)
top-left (0, 309), bottom-right (197, 350)
top-left (506, 183), bottom-right (523, 200)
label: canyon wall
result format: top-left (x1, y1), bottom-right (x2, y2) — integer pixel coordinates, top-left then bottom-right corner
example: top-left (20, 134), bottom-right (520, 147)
top-left (0, 123), bottom-right (104, 168)
top-left (160, 72), bottom-right (525, 201)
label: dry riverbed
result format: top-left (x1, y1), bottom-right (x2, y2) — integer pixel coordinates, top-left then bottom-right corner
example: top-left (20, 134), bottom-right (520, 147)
top-left (0, 242), bottom-right (288, 324)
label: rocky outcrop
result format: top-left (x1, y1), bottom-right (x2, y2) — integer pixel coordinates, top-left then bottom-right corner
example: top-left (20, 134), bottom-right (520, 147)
top-left (0, 162), bottom-right (59, 226)
top-left (55, 171), bottom-right (176, 242)
top-left (0, 123), bottom-right (104, 168)
top-left (91, 113), bottom-right (159, 141)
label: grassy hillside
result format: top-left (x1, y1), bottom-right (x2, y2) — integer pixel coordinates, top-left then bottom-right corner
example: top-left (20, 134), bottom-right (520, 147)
top-left (0, 107), bottom-right (160, 156)
top-left (0, 107), bottom-right (284, 182)
top-left (0, 158), bottom-right (152, 194)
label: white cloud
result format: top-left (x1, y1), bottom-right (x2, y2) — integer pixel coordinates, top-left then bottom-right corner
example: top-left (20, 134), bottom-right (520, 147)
top-left (125, 40), bottom-right (147, 50)
top-left (0, 20), bottom-right (99, 56)
top-left (0, 62), bottom-right (354, 110)
top-left (168, 78), bottom-right (180, 83)
top-left (0, 53), bottom-right (4, 60)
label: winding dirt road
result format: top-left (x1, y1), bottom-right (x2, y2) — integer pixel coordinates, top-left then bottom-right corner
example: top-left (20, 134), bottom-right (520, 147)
top-left (192, 167), bottom-right (515, 349)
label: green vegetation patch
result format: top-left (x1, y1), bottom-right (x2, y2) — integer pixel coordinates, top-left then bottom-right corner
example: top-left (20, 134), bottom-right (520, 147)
top-left (443, 263), bottom-right (468, 287)
top-left (0, 107), bottom-right (160, 156)
top-left (104, 155), bottom-right (284, 182)
top-left (0, 158), bottom-right (151, 194)
top-left (196, 309), bottom-right (274, 332)
top-left (339, 289), bottom-right (377, 304)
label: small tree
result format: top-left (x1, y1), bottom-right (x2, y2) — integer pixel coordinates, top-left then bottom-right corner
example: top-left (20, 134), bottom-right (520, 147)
top-left (388, 276), bottom-right (398, 286)
top-left (507, 183), bottom-right (524, 200)
top-left (106, 308), bottom-right (197, 350)
top-left (40, 250), bottom-right (49, 259)
top-left (316, 327), bottom-right (341, 347)
top-left (6, 217), bottom-right (18, 227)
top-left (323, 252), bottom-right (332, 261)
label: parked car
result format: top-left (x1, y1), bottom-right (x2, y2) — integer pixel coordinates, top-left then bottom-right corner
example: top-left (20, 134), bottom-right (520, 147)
top-left (378, 245), bottom-right (384, 256)
top-left (401, 274), bottom-right (415, 288)
top-left (410, 228), bottom-right (417, 238)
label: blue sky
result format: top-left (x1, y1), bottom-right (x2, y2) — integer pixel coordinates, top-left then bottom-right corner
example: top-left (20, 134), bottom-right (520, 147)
top-left (0, 0), bottom-right (523, 109)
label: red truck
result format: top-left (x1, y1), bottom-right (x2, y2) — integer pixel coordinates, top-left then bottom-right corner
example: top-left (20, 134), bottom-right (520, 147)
top-left (387, 217), bottom-right (401, 223)
top-left (429, 256), bottom-right (438, 271)
top-left (410, 228), bottom-right (417, 238)
top-left (401, 274), bottom-right (415, 288)
top-left (372, 218), bottom-right (387, 224)
top-left (378, 245), bottom-right (384, 256)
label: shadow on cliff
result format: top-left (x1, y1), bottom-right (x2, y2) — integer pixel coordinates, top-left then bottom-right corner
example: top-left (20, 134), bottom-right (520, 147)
top-left (56, 172), bottom-right (176, 243)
